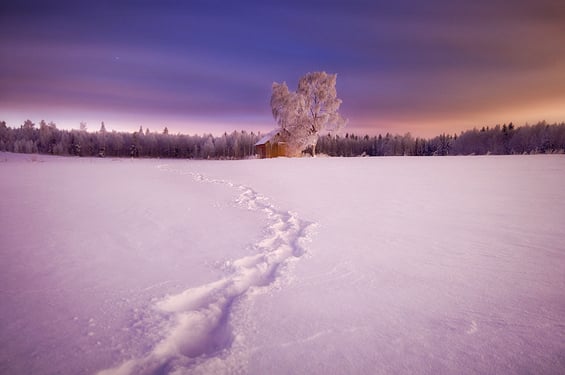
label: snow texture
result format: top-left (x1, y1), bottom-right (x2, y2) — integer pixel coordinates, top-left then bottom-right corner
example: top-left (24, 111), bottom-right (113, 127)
top-left (1, 153), bottom-right (564, 375)
top-left (97, 166), bottom-right (314, 374)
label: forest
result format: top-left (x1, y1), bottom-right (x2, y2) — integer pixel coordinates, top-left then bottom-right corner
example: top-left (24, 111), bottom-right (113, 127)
top-left (1, 120), bottom-right (564, 159)
top-left (316, 122), bottom-right (565, 157)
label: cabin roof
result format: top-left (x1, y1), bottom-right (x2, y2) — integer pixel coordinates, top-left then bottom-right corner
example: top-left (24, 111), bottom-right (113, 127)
top-left (254, 129), bottom-right (280, 146)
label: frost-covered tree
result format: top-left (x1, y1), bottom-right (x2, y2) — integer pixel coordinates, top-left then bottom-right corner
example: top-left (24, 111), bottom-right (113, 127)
top-left (0, 121), bottom-right (8, 151)
top-left (38, 120), bottom-right (58, 154)
top-left (271, 71), bottom-right (346, 156)
top-left (98, 122), bottom-right (107, 157)
top-left (271, 82), bottom-right (305, 131)
top-left (22, 119), bottom-right (35, 130)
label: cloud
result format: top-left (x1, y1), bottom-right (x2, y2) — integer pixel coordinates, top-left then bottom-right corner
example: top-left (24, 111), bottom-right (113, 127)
top-left (1, 0), bottom-right (564, 136)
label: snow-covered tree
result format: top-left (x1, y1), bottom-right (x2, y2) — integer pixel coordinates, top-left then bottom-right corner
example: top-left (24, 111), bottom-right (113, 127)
top-left (271, 71), bottom-right (346, 156)
top-left (22, 119), bottom-right (35, 130)
top-left (98, 122), bottom-right (107, 157)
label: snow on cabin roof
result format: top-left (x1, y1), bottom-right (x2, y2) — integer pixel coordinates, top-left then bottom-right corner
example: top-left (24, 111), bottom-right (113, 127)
top-left (254, 129), bottom-right (280, 146)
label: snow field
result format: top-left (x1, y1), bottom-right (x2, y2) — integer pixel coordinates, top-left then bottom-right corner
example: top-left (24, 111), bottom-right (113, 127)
top-left (98, 165), bottom-right (315, 374)
top-left (0, 155), bottom-right (265, 374)
top-left (191, 155), bottom-right (565, 374)
top-left (1, 153), bottom-right (564, 374)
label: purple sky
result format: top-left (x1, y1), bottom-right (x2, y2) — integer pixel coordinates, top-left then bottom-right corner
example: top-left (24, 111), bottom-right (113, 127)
top-left (1, 0), bottom-right (564, 137)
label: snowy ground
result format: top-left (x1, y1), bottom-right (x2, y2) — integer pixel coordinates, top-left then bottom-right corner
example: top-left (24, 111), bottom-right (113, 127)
top-left (1, 152), bottom-right (564, 374)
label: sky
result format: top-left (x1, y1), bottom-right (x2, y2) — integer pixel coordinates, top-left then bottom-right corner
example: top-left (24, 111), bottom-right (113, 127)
top-left (1, 0), bottom-right (564, 137)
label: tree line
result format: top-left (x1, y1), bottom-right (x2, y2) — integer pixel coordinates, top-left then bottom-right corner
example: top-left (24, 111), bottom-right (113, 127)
top-left (0, 119), bottom-right (564, 159)
top-left (0, 120), bottom-right (259, 159)
top-left (316, 121), bottom-right (565, 156)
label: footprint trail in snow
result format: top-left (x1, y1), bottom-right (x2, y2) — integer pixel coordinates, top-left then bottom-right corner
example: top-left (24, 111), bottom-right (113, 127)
top-left (98, 166), bottom-right (316, 375)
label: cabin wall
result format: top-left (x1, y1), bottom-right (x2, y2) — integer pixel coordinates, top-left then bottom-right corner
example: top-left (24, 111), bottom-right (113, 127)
top-left (255, 141), bottom-right (288, 158)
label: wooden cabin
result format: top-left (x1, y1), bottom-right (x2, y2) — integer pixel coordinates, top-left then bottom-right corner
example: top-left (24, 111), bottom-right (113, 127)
top-left (255, 130), bottom-right (289, 158)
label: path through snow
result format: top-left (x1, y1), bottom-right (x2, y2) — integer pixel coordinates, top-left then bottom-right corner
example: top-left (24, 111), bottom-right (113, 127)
top-left (98, 165), bottom-right (316, 375)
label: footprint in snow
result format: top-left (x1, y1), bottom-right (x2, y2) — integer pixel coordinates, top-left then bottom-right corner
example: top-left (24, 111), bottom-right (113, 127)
top-left (98, 166), bottom-right (316, 375)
